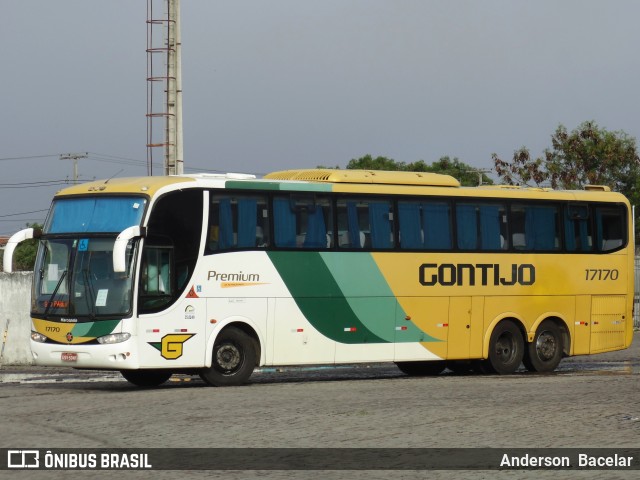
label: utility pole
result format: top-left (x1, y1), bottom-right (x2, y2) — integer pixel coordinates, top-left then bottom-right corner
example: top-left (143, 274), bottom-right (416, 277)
top-left (59, 152), bottom-right (88, 184)
top-left (466, 168), bottom-right (492, 186)
top-left (146, 0), bottom-right (183, 176)
top-left (166, 0), bottom-right (183, 176)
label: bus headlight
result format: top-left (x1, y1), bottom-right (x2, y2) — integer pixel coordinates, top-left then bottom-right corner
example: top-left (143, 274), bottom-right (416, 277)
top-left (97, 333), bottom-right (131, 345)
top-left (31, 331), bottom-right (48, 343)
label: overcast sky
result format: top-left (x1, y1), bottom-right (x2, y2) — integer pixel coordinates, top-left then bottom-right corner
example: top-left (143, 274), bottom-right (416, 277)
top-left (2, 0), bottom-right (640, 236)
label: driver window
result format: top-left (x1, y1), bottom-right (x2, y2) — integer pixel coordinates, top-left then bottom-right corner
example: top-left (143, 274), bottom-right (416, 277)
top-left (140, 246), bottom-right (173, 312)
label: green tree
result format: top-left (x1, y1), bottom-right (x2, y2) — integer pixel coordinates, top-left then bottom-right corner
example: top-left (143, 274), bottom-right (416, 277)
top-left (12, 223), bottom-right (42, 271)
top-left (493, 121), bottom-right (640, 194)
top-left (493, 121), bottom-right (640, 240)
top-left (345, 154), bottom-right (406, 171)
top-left (341, 154), bottom-right (492, 186)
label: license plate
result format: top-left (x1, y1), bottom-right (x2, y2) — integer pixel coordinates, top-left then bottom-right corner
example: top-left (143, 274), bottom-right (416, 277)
top-left (61, 352), bottom-right (78, 362)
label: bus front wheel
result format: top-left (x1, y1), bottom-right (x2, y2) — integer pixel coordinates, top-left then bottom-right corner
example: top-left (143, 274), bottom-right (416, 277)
top-left (200, 327), bottom-right (257, 386)
top-left (120, 369), bottom-right (172, 387)
top-left (486, 321), bottom-right (524, 374)
top-left (523, 321), bottom-right (563, 373)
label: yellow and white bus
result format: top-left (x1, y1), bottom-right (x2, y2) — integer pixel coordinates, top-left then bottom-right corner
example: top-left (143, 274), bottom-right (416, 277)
top-left (3, 169), bottom-right (634, 386)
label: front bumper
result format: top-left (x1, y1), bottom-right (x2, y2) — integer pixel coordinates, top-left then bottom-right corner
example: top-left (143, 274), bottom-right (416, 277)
top-left (30, 336), bottom-right (140, 370)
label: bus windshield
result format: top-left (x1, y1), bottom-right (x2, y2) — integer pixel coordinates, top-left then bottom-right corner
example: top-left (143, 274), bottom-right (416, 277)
top-left (44, 196), bottom-right (147, 234)
top-left (32, 237), bottom-right (138, 319)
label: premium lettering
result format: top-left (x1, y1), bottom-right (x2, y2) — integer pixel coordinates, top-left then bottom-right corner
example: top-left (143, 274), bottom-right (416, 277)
top-left (207, 271), bottom-right (260, 282)
top-left (419, 263), bottom-right (535, 286)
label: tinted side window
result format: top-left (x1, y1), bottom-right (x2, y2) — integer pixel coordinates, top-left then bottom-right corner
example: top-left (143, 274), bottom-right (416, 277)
top-left (456, 203), bottom-right (507, 251)
top-left (596, 206), bottom-right (626, 252)
top-left (273, 195), bottom-right (333, 249)
top-left (511, 204), bottom-right (560, 251)
top-left (564, 204), bottom-right (593, 252)
top-left (336, 198), bottom-right (394, 249)
top-left (208, 194), bottom-right (270, 251)
top-left (398, 200), bottom-right (452, 250)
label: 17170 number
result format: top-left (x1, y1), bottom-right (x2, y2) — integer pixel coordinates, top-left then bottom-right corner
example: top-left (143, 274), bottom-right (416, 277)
top-left (585, 269), bottom-right (619, 280)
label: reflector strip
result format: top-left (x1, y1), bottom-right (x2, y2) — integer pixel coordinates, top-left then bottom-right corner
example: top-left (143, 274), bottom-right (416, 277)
top-left (436, 323), bottom-right (448, 327)
top-left (344, 327), bottom-right (357, 332)
top-left (395, 326), bottom-right (408, 331)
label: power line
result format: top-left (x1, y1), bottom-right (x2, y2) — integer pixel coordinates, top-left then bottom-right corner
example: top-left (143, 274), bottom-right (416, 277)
top-left (0, 209), bottom-right (49, 218)
top-left (0, 154), bottom-right (59, 162)
top-left (0, 179), bottom-right (71, 187)
top-left (0, 218), bottom-right (43, 222)
top-left (0, 151), bottom-right (267, 179)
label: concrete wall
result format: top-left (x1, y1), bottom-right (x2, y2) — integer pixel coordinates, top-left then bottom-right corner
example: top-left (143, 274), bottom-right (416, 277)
top-left (0, 272), bottom-right (33, 365)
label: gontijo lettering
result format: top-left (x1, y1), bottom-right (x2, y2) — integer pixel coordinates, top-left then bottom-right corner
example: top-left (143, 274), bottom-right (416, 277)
top-left (419, 263), bottom-right (535, 286)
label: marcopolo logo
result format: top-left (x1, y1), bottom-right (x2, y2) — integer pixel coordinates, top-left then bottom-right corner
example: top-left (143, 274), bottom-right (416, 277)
top-left (419, 263), bottom-right (536, 287)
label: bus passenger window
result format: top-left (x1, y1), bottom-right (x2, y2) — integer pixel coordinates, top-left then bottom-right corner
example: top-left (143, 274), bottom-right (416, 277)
top-left (337, 199), bottom-right (394, 249)
top-left (596, 206), bottom-right (625, 252)
top-left (565, 204), bottom-right (593, 252)
top-left (398, 201), bottom-right (452, 250)
top-left (511, 204), bottom-right (560, 251)
top-left (273, 195), bottom-right (333, 249)
top-left (208, 194), bottom-right (270, 251)
top-left (456, 203), bottom-right (506, 251)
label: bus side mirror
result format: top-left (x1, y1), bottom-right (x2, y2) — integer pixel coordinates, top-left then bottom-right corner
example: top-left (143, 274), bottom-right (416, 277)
top-left (113, 226), bottom-right (146, 273)
top-left (3, 228), bottom-right (38, 273)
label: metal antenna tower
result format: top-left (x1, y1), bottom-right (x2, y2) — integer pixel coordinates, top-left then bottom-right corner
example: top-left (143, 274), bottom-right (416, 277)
top-left (146, 0), bottom-right (183, 176)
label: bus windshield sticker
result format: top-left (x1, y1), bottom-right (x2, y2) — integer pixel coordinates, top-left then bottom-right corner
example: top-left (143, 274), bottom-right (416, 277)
top-left (78, 238), bottom-right (89, 251)
top-left (48, 264), bottom-right (59, 281)
top-left (96, 289), bottom-right (109, 307)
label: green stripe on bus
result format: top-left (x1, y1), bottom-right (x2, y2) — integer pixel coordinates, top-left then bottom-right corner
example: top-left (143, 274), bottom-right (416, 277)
top-left (73, 320), bottom-right (120, 338)
top-left (267, 251), bottom-right (388, 344)
top-left (319, 253), bottom-right (437, 343)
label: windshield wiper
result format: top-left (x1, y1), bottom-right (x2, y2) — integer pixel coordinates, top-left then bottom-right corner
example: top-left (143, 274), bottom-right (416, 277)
top-left (43, 270), bottom-right (67, 318)
top-left (82, 269), bottom-right (97, 319)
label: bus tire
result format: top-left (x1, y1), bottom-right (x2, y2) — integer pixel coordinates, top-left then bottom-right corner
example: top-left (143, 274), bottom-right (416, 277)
top-left (395, 361), bottom-right (446, 376)
top-left (523, 321), bottom-right (563, 373)
top-left (487, 321), bottom-right (524, 374)
top-left (120, 369), bottom-right (172, 387)
top-left (200, 327), bottom-right (256, 386)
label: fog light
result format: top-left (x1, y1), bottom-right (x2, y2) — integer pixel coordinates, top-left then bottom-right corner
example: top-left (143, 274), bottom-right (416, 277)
top-left (31, 331), bottom-right (47, 343)
top-left (97, 332), bottom-right (131, 345)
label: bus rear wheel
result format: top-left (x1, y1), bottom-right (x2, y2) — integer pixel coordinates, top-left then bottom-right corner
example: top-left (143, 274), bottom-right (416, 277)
top-left (486, 321), bottom-right (524, 374)
top-left (395, 361), bottom-right (446, 376)
top-left (199, 327), bottom-right (257, 387)
top-left (120, 369), bottom-right (172, 387)
top-left (523, 321), bottom-right (563, 373)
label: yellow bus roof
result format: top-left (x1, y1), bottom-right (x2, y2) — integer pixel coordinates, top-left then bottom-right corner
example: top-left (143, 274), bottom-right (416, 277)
top-left (52, 170), bottom-right (627, 206)
top-left (54, 175), bottom-right (194, 198)
top-left (264, 169), bottom-right (461, 187)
